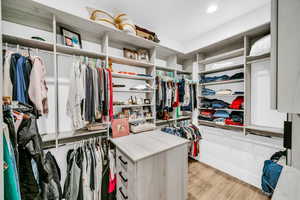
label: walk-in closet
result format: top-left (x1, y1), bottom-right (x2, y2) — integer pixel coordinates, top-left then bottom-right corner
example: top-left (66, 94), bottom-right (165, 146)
top-left (1, 0), bottom-right (300, 200)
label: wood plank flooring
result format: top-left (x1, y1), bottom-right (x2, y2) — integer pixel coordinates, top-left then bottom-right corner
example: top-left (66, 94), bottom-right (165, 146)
top-left (188, 160), bottom-right (270, 200)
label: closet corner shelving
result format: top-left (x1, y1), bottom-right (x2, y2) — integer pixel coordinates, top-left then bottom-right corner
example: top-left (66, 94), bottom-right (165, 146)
top-left (196, 23), bottom-right (284, 144)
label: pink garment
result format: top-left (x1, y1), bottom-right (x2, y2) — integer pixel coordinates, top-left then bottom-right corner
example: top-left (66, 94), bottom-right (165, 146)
top-left (108, 174), bottom-right (116, 193)
top-left (12, 112), bottom-right (23, 132)
top-left (28, 57), bottom-right (48, 115)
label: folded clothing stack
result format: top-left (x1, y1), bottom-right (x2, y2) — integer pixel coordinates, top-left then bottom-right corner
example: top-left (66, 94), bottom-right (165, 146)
top-left (229, 72), bottom-right (244, 80)
top-left (200, 72), bottom-right (244, 83)
top-left (213, 110), bottom-right (230, 118)
top-left (201, 98), bottom-right (230, 109)
top-left (229, 96), bottom-right (244, 109)
top-left (199, 109), bottom-right (243, 126)
top-left (200, 75), bottom-right (229, 83)
top-left (216, 89), bottom-right (232, 95)
top-left (202, 88), bottom-right (215, 96)
top-left (199, 109), bottom-right (215, 121)
top-left (225, 111), bottom-right (243, 126)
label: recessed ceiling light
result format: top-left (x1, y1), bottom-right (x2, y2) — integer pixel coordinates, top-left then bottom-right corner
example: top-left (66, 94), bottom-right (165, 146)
top-left (206, 4), bottom-right (218, 14)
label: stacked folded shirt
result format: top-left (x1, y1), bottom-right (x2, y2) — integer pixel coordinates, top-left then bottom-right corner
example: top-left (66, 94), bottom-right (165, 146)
top-left (216, 89), bottom-right (232, 95)
top-left (199, 109), bottom-right (215, 121)
top-left (202, 88), bottom-right (215, 96)
top-left (229, 96), bottom-right (244, 109)
top-left (225, 111), bottom-right (243, 126)
top-left (201, 98), bottom-right (230, 109)
top-left (200, 75), bottom-right (229, 83)
top-left (200, 72), bottom-right (244, 83)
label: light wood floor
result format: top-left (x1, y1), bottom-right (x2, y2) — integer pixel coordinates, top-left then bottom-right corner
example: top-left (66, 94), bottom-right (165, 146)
top-left (188, 160), bottom-right (270, 200)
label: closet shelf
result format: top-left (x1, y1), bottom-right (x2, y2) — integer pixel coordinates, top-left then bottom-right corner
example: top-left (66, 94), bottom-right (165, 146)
top-left (246, 52), bottom-right (270, 64)
top-left (2, 34), bottom-right (107, 59)
top-left (245, 125), bottom-right (283, 138)
top-left (42, 129), bottom-right (108, 144)
top-left (114, 104), bottom-right (154, 108)
top-left (128, 117), bottom-right (154, 123)
top-left (155, 119), bottom-right (176, 124)
top-left (199, 64), bottom-right (244, 74)
top-left (198, 120), bottom-right (244, 129)
top-left (113, 89), bottom-right (155, 93)
top-left (199, 79), bottom-right (244, 86)
top-left (56, 44), bottom-right (106, 59)
top-left (199, 107), bottom-right (244, 112)
top-left (111, 73), bottom-right (154, 80)
top-left (156, 65), bottom-right (176, 72)
top-left (109, 55), bottom-right (154, 68)
top-left (176, 69), bottom-right (192, 74)
top-left (3, 34), bottom-right (53, 51)
top-left (177, 116), bottom-right (192, 121)
top-left (198, 48), bottom-right (244, 65)
top-left (198, 94), bottom-right (244, 98)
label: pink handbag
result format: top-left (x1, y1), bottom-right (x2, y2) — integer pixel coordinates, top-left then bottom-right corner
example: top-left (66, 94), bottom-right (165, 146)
top-left (111, 118), bottom-right (129, 138)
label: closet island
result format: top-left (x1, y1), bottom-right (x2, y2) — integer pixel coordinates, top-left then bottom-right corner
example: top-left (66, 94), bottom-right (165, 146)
top-left (111, 131), bottom-right (189, 200)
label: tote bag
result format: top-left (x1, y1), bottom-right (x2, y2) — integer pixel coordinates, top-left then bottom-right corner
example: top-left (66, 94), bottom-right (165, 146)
top-left (112, 118), bottom-right (129, 138)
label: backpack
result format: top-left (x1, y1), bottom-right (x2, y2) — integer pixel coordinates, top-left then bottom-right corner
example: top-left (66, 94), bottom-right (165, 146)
top-left (261, 150), bottom-right (286, 196)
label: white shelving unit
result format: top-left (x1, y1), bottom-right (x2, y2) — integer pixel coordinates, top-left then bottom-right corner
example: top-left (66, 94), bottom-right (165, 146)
top-left (197, 23), bottom-right (284, 139)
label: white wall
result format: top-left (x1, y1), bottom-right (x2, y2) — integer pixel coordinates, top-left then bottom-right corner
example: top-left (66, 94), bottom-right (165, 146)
top-left (184, 3), bottom-right (271, 53)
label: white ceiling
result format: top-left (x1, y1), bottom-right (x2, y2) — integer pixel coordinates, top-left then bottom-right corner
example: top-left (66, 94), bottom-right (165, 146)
top-left (91, 0), bottom-right (270, 43)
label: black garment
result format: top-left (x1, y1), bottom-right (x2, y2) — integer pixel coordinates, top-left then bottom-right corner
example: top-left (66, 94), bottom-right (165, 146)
top-left (41, 152), bottom-right (63, 200)
top-left (101, 142), bottom-right (110, 200)
top-left (76, 147), bottom-right (83, 200)
top-left (85, 66), bottom-right (95, 122)
top-left (230, 111), bottom-right (244, 123)
top-left (62, 149), bottom-right (74, 199)
top-left (193, 84), bottom-right (197, 109)
top-left (10, 53), bottom-right (20, 101)
top-left (178, 79), bottom-right (185, 103)
top-left (230, 72), bottom-right (244, 80)
top-left (181, 85), bottom-right (193, 111)
top-left (88, 144), bottom-right (95, 191)
top-left (18, 116), bottom-right (49, 199)
top-left (102, 68), bottom-right (108, 117)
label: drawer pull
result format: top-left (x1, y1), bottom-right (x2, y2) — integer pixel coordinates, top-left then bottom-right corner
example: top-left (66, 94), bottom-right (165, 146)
top-left (119, 187), bottom-right (128, 199)
top-left (119, 172), bottom-right (128, 182)
top-left (119, 156), bottom-right (128, 165)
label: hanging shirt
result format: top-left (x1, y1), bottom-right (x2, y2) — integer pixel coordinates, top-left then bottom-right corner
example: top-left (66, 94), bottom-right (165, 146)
top-left (3, 51), bottom-right (13, 97)
top-left (182, 82), bottom-right (190, 106)
top-left (66, 60), bottom-right (86, 129)
top-left (28, 57), bottom-right (49, 115)
top-left (15, 56), bottom-right (27, 103)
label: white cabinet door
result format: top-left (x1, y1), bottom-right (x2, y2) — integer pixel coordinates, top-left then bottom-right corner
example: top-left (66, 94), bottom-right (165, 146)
top-left (274, 0), bottom-right (300, 113)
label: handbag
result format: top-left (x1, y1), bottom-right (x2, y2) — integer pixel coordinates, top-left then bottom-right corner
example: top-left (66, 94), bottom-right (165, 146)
top-left (111, 118), bottom-right (129, 138)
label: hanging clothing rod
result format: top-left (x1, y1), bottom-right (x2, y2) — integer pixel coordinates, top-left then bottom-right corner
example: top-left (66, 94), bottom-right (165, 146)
top-left (43, 134), bottom-right (108, 150)
top-left (3, 42), bottom-right (104, 60)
